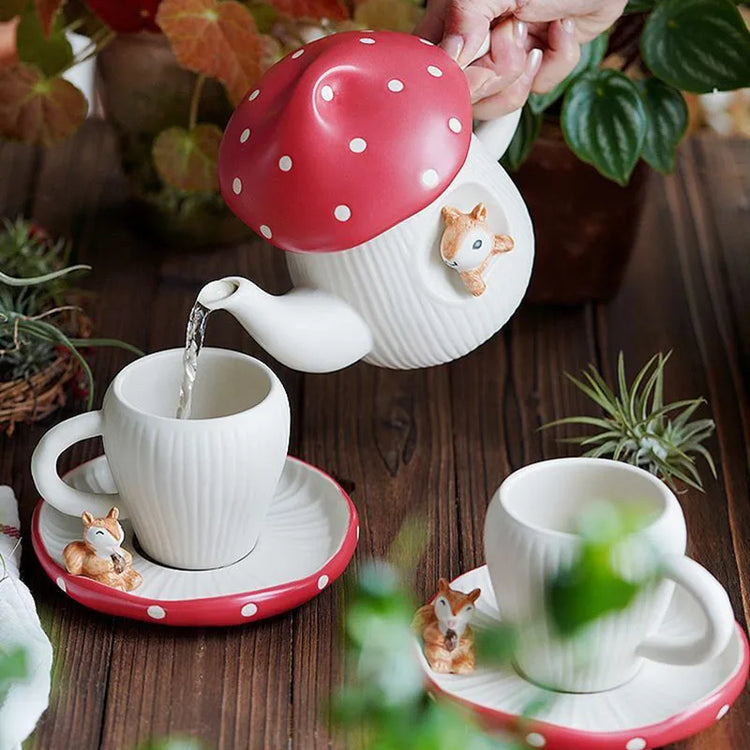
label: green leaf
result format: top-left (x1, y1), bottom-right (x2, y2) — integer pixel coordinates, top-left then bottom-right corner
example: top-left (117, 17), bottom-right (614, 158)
top-left (16, 8), bottom-right (73, 77)
top-left (529, 31), bottom-right (609, 115)
top-left (624, 0), bottom-right (656, 12)
top-left (152, 124), bottom-right (222, 193)
top-left (638, 79), bottom-right (689, 173)
top-left (500, 104), bottom-right (540, 172)
top-left (641, 0), bottom-right (750, 93)
top-left (561, 69), bottom-right (647, 185)
top-left (0, 648), bottom-right (27, 684)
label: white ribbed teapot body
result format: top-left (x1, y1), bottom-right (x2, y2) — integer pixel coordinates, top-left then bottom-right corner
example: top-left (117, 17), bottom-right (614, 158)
top-left (286, 136), bottom-right (534, 369)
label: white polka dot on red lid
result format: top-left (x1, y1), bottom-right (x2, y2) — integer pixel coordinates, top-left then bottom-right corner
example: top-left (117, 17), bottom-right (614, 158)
top-left (321, 85), bottom-right (334, 101)
top-left (334, 205), bottom-right (351, 222)
top-left (349, 138), bottom-right (367, 153)
top-left (716, 704), bottom-right (730, 720)
top-left (448, 118), bottom-right (462, 133)
top-left (427, 65), bottom-right (443, 77)
top-left (241, 602), bottom-right (258, 617)
top-left (260, 225), bottom-right (272, 239)
top-left (318, 574), bottom-right (329, 589)
top-left (626, 739), bottom-right (646, 750)
top-left (291, 49), bottom-right (304, 59)
top-left (359, 38), bottom-right (375, 44)
top-left (525, 733), bottom-right (546, 748)
top-left (279, 155), bottom-right (293, 171)
top-left (240, 128), bottom-right (250, 143)
top-left (147, 605), bottom-right (166, 619)
top-left (387, 79), bottom-right (404, 92)
top-left (421, 169), bottom-right (439, 188)
top-left (248, 89), bottom-right (260, 101)
top-left (232, 178), bottom-right (242, 195)
top-left (419, 38), bottom-right (434, 45)
top-left (56, 576), bottom-right (66, 592)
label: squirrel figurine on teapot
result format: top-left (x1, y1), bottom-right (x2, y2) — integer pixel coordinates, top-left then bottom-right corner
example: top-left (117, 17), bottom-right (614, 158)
top-left (200, 30), bottom-right (533, 372)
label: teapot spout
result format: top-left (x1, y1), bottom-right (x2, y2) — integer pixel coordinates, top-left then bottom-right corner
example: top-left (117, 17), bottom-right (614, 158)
top-left (197, 276), bottom-right (373, 373)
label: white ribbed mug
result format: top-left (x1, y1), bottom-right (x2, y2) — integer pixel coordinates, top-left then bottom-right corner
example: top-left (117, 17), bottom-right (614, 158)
top-left (31, 348), bottom-right (290, 570)
top-left (484, 458), bottom-right (735, 693)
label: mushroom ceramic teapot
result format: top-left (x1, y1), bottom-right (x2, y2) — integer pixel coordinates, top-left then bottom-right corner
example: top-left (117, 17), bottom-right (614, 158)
top-left (200, 30), bottom-right (534, 371)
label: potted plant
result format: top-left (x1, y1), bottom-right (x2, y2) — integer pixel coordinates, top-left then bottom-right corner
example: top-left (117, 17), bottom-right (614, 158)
top-left (0, 219), bottom-right (140, 435)
top-left (0, 0), bottom-right (421, 248)
top-left (504, 0), bottom-right (750, 304)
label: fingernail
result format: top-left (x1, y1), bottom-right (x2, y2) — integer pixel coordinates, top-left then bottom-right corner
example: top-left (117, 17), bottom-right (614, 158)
top-left (441, 35), bottom-right (464, 62)
top-left (514, 20), bottom-right (527, 47)
top-left (561, 18), bottom-right (575, 34)
top-left (525, 48), bottom-right (543, 79)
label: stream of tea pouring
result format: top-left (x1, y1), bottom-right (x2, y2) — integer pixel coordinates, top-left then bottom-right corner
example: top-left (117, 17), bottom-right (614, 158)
top-left (175, 299), bottom-right (211, 419)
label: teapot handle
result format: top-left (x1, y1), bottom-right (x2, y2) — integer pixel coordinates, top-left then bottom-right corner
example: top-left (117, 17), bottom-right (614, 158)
top-left (466, 34), bottom-right (523, 162)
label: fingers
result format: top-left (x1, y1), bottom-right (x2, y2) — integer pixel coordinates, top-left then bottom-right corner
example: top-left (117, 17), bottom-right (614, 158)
top-left (532, 18), bottom-right (581, 93)
top-left (464, 18), bottom-right (528, 100)
top-left (473, 47), bottom-right (543, 120)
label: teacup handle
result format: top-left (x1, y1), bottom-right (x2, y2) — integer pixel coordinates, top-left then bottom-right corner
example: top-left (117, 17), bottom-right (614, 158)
top-left (637, 554), bottom-right (735, 664)
top-left (31, 410), bottom-right (128, 519)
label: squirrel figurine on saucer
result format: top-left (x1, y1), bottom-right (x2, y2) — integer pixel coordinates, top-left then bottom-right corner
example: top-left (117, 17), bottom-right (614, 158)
top-left (413, 578), bottom-right (481, 674)
top-left (63, 507), bottom-right (142, 592)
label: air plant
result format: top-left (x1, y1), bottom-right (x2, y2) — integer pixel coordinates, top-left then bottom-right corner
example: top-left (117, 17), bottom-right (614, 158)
top-left (544, 352), bottom-right (716, 491)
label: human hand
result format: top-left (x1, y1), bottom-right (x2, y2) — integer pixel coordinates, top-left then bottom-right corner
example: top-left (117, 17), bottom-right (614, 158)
top-left (415, 0), bottom-right (628, 119)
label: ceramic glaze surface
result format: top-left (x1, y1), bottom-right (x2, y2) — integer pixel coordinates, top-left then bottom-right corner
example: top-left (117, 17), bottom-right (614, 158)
top-left (33, 455), bottom-right (358, 626)
top-left (286, 136), bottom-right (534, 369)
top-left (219, 31), bottom-right (472, 253)
top-left (484, 458), bottom-right (735, 693)
top-left (31, 349), bottom-right (290, 570)
top-left (415, 566), bottom-right (749, 750)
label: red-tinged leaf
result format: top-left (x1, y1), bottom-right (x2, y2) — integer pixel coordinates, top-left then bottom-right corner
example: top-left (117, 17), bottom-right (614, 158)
top-left (156, 0), bottom-right (264, 104)
top-left (0, 63), bottom-right (87, 144)
top-left (152, 124), bottom-right (222, 191)
top-left (270, 0), bottom-right (347, 22)
top-left (36, 0), bottom-right (66, 37)
top-left (84, 0), bottom-right (162, 33)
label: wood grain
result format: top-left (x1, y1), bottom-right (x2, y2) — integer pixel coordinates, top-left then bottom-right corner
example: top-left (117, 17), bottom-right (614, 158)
top-left (1, 127), bottom-right (748, 750)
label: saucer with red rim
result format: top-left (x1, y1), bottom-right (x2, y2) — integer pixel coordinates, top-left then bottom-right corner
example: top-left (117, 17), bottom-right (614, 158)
top-left (32, 454), bottom-right (358, 627)
top-left (415, 565), bottom-right (749, 750)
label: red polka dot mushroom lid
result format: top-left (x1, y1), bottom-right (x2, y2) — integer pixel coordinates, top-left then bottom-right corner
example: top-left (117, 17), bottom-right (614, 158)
top-left (219, 30), bottom-right (472, 253)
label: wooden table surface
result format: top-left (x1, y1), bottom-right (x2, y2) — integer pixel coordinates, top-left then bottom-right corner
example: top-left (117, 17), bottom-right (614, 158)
top-left (0, 121), bottom-right (748, 750)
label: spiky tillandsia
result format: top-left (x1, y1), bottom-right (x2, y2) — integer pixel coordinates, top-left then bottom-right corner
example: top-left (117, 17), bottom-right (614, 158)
top-left (543, 352), bottom-right (717, 492)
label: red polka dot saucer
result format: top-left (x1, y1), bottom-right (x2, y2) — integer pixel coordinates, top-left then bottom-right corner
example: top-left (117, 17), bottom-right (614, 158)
top-left (415, 566), bottom-right (749, 750)
top-left (32, 455), bottom-right (358, 626)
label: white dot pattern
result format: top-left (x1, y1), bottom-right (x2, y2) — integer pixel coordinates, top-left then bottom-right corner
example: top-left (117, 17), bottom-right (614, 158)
top-left (626, 740), bottom-right (647, 750)
top-left (241, 602), bottom-right (258, 617)
top-left (232, 178), bottom-right (242, 195)
top-left (419, 38), bottom-right (434, 45)
top-left (240, 128), bottom-right (250, 143)
top-left (427, 65), bottom-right (443, 78)
top-left (448, 117), bottom-right (462, 133)
top-left (359, 38), bottom-right (375, 44)
top-left (387, 79), bottom-right (404, 92)
top-left (421, 169), bottom-right (439, 188)
top-left (279, 155), bottom-right (293, 172)
top-left (291, 49), bottom-right (304, 59)
top-left (349, 138), bottom-right (367, 153)
top-left (716, 704), bottom-right (730, 720)
top-left (525, 733), bottom-right (546, 748)
top-left (248, 89), bottom-right (260, 101)
top-left (321, 85), bottom-right (334, 101)
top-left (56, 577), bottom-right (66, 592)
top-left (334, 205), bottom-right (351, 222)
top-left (147, 605), bottom-right (166, 619)
top-left (260, 225), bottom-right (272, 239)
top-left (318, 574), bottom-right (329, 589)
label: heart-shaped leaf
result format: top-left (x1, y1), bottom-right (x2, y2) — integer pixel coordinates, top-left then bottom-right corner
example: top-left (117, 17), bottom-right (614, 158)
top-left (0, 63), bottom-right (87, 144)
top-left (641, 0), bottom-right (750, 93)
top-left (529, 31), bottom-right (609, 115)
top-left (36, 0), bottom-right (66, 36)
top-left (16, 8), bottom-right (72, 76)
top-left (152, 124), bottom-right (222, 192)
top-left (156, 0), bottom-right (265, 104)
top-left (562, 69), bottom-right (647, 185)
top-left (501, 104), bottom-right (541, 172)
top-left (270, 0), bottom-right (347, 21)
top-left (84, 0), bottom-right (162, 33)
top-left (637, 78), bottom-right (688, 174)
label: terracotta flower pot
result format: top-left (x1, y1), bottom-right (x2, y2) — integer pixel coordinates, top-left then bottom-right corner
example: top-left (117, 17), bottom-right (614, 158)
top-left (513, 122), bottom-right (649, 305)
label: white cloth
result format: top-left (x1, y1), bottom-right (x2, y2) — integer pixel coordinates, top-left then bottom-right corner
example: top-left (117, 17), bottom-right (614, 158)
top-left (0, 487), bottom-right (53, 750)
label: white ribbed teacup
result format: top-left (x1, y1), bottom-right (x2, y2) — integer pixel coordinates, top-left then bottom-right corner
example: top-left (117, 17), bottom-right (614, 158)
top-left (32, 348), bottom-right (290, 570)
top-left (484, 458), bottom-right (735, 693)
